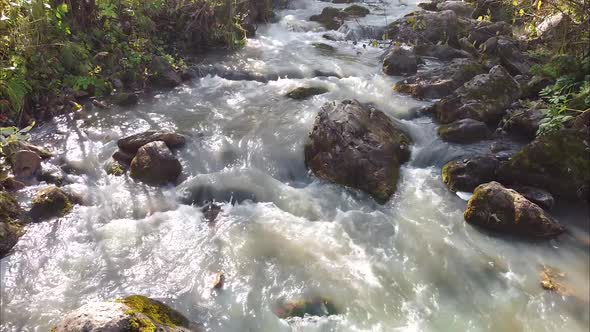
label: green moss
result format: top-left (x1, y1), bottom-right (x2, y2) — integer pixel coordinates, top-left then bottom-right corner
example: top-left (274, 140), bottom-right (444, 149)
top-left (286, 87), bottom-right (329, 100)
top-left (128, 315), bottom-right (157, 332)
top-left (119, 295), bottom-right (188, 329)
top-left (106, 162), bottom-right (126, 176)
top-left (30, 187), bottom-right (73, 221)
top-left (0, 192), bottom-right (22, 223)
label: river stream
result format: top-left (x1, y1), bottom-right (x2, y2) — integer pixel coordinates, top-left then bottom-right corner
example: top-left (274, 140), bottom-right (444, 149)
top-left (1, 0), bottom-right (589, 331)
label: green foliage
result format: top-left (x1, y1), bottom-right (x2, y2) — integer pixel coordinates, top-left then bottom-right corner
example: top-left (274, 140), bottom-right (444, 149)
top-left (0, 122), bottom-right (35, 155)
top-left (535, 55), bottom-right (590, 136)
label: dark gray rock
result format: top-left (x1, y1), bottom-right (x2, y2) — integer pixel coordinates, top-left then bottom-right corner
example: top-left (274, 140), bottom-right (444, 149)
top-left (130, 141), bottom-right (182, 186)
top-left (438, 118), bottom-right (491, 143)
top-left (442, 155), bottom-right (500, 192)
top-left (118, 131), bottom-right (186, 154)
top-left (383, 46), bottom-right (418, 76)
top-left (305, 100), bottom-right (412, 203)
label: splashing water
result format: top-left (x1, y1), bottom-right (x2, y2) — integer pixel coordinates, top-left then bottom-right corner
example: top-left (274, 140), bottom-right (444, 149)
top-left (1, 1), bottom-right (589, 331)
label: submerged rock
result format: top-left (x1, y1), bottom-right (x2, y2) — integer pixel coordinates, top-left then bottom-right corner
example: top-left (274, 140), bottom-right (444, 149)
top-left (438, 118), bottom-right (491, 143)
top-left (287, 87), bottom-right (329, 100)
top-left (118, 130), bottom-right (186, 154)
top-left (0, 191), bottom-right (25, 257)
top-left (395, 58), bottom-right (485, 99)
top-left (273, 297), bottom-right (338, 319)
top-left (433, 65), bottom-right (520, 124)
top-left (30, 186), bottom-right (73, 221)
top-left (498, 129), bottom-right (590, 200)
top-left (383, 46), bottom-right (418, 76)
top-left (106, 161), bottom-right (127, 176)
top-left (442, 155), bottom-right (500, 192)
top-left (464, 181), bottom-right (565, 238)
top-left (53, 295), bottom-right (193, 332)
top-left (130, 141), bottom-right (182, 185)
top-left (305, 100), bottom-right (411, 204)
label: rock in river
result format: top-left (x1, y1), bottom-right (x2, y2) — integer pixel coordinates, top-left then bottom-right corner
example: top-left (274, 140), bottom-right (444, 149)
top-left (118, 130), bottom-right (186, 154)
top-left (53, 295), bottom-right (193, 332)
top-left (438, 118), bottom-right (491, 143)
top-left (464, 181), bottom-right (565, 238)
top-left (130, 141), bottom-right (182, 185)
top-left (442, 155), bottom-right (500, 192)
top-left (383, 46), bottom-right (419, 76)
top-left (0, 191), bottom-right (25, 257)
top-left (29, 186), bottom-right (73, 221)
top-left (498, 129), bottom-right (590, 200)
top-left (433, 65), bottom-right (520, 124)
top-left (305, 100), bottom-right (412, 204)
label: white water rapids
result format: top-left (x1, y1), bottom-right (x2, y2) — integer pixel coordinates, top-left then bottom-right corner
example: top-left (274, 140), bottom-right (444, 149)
top-left (1, 0), bottom-right (589, 331)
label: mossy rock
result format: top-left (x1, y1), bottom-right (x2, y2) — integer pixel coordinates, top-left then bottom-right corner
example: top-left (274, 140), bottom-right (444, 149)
top-left (343, 5), bottom-right (370, 17)
top-left (0, 191), bottom-right (25, 257)
top-left (498, 129), bottom-right (590, 200)
top-left (30, 186), bottom-right (73, 221)
top-left (286, 87), bottom-right (329, 100)
top-left (106, 162), bottom-right (127, 176)
top-left (119, 295), bottom-right (190, 330)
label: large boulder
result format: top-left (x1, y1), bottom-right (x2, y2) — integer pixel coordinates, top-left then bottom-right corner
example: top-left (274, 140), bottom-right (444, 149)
top-left (442, 155), bottom-right (500, 192)
top-left (467, 21), bottom-right (512, 47)
top-left (383, 46), bottom-right (419, 76)
top-left (305, 100), bottom-right (412, 203)
top-left (130, 141), bottom-right (182, 185)
top-left (118, 131), bottom-right (186, 154)
top-left (481, 36), bottom-right (530, 76)
top-left (464, 182), bottom-right (565, 238)
top-left (438, 118), bottom-right (491, 143)
top-left (394, 58), bottom-right (485, 99)
top-left (499, 107), bottom-right (544, 140)
top-left (510, 185), bottom-right (555, 211)
top-left (433, 65), bottom-right (520, 124)
top-left (53, 295), bottom-right (193, 332)
top-left (498, 129), bottom-right (590, 200)
top-left (30, 186), bottom-right (73, 221)
top-left (385, 10), bottom-right (468, 47)
top-left (0, 192), bottom-right (25, 257)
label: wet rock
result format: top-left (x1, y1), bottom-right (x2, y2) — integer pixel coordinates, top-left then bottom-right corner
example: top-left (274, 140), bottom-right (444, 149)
top-left (413, 44), bottom-right (472, 61)
top-left (37, 164), bottom-right (67, 186)
top-left (149, 56), bottom-right (182, 88)
top-left (112, 92), bottom-right (139, 107)
top-left (287, 87), bottom-right (329, 100)
top-left (342, 5), bottom-right (369, 17)
top-left (0, 191), bottom-right (25, 257)
top-left (12, 150), bottom-right (41, 179)
top-left (482, 36), bottom-right (530, 76)
top-left (310, 7), bottom-right (347, 30)
top-left (106, 161), bottom-right (127, 176)
top-left (433, 65), bottom-right (520, 124)
top-left (112, 149), bottom-right (135, 165)
top-left (305, 100), bottom-right (412, 204)
top-left (499, 107), bottom-right (544, 140)
top-left (312, 42), bottom-right (336, 54)
top-left (437, 1), bottom-right (474, 18)
top-left (395, 58), bottom-right (485, 99)
top-left (3, 141), bottom-right (52, 162)
top-left (385, 10), bottom-right (467, 47)
top-left (202, 203), bottom-right (222, 223)
top-left (498, 129), bottom-right (590, 200)
top-left (383, 46), bottom-right (418, 76)
top-left (442, 155), bottom-right (500, 192)
top-left (118, 130), bottom-right (186, 154)
top-left (467, 21), bottom-right (512, 47)
top-left (130, 141), bottom-right (182, 186)
top-left (0, 177), bottom-right (25, 191)
top-left (438, 118), bottom-right (491, 143)
top-left (30, 186), bottom-right (73, 221)
top-left (510, 185), bottom-right (555, 210)
top-left (53, 295), bottom-right (193, 332)
top-left (274, 297), bottom-right (338, 319)
top-left (464, 181), bottom-right (565, 238)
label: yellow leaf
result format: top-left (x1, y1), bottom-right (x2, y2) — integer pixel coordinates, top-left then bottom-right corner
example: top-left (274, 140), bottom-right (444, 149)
top-left (519, 9), bottom-right (525, 16)
top-left (537, 0), bottom-right (542, 10)
top-left (512, 0), bottom-right (518, 6)
top-left (477, 15), bottom-right (483, 21)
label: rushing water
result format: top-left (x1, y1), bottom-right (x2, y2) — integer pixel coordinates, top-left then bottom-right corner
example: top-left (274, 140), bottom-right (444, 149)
top-left (2, 1), bottom-right (589, 331)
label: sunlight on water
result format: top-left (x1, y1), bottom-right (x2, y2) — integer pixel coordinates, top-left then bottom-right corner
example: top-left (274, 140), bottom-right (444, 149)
top-left (1, 0), bottom-right (588, 331)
